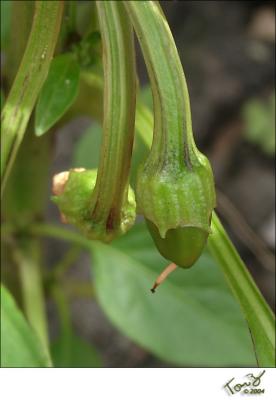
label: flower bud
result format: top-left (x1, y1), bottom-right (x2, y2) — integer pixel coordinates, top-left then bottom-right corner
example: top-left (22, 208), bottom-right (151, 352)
top-left (126, 1), bottom-right (216, 267)
top-left (137, 153), bottom-right (215, 268)
top-left (52, 168), bottom-right (136, 242)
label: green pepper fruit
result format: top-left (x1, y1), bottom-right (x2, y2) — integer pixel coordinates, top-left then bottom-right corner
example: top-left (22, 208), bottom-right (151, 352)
top-left (125, 2), bottom-right (216, 268)
top-left (52, 168), bottom-right (136, 242)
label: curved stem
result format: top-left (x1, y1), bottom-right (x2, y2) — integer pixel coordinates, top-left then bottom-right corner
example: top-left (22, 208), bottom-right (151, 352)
top-left (5, 1), bottom-right (34, 85)
top-left (91, 2), bottom-right (136, 231)
top-left (208, 212), bottom-right (275, 366)
top-left (1, 0), bottom-right (64, 195)
top-left (124, 1), bottom-right (196, 168)
top-left (29, 223), bottom-right (92, 250)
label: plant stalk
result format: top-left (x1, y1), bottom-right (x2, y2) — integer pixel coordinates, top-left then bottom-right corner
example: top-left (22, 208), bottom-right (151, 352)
top-left (124, 1), bottom-right (196, 168)
top-left (208, 213), bottom-right (275, 367)
top-left (90, 1), bottom-right (136, 232)
top-left (1, 0), bottom-right (64, 195)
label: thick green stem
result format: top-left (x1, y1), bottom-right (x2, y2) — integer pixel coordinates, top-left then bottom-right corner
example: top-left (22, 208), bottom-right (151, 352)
top-left (5, 1), bottom-right (34, 86)
top-left (208, 213), bottom-right (275, 367)
top-left (1, 0), bottom-right (64, 194)
top-left (124, 1), bottom-right (196, 168)
top-left (91, 1), bottom-right (136, 230)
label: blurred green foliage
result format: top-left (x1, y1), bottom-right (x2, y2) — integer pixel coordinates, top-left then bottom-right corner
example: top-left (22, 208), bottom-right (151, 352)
top-left (1, 285), bottom-right (51, 367)
top-left (51, 333), bottom-right (101, 368)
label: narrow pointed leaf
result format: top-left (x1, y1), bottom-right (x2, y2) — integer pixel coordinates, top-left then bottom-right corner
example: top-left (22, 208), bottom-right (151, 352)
top-left (35, 53), bottom-right (80, 136)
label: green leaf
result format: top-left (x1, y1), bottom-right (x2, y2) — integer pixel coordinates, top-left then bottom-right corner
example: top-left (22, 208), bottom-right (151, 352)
top-left (51, 333), bottom-right (102, 368)
top-left (91, 223), bottom-right (256, 366)
top-left (35, 53), bottom-right (80, 136)
top-left (0, 285), bottom-right (51, 367)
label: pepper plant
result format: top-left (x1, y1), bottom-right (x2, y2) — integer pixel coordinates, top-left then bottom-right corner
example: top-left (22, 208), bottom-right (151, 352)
top-left (1, 1), bottom-right (275, 368)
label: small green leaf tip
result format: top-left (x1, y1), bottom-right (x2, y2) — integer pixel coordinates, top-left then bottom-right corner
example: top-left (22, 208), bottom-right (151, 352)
top-left (52, 168), bottom-right (136, 242)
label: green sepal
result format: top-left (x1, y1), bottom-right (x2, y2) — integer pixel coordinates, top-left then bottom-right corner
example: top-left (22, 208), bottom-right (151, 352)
top-left (137, 152), bottom-right (216, 239)
top-left (52, 169), bottom-right (136, 242)
top-left (137, 151), bottom-right (216, 268)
